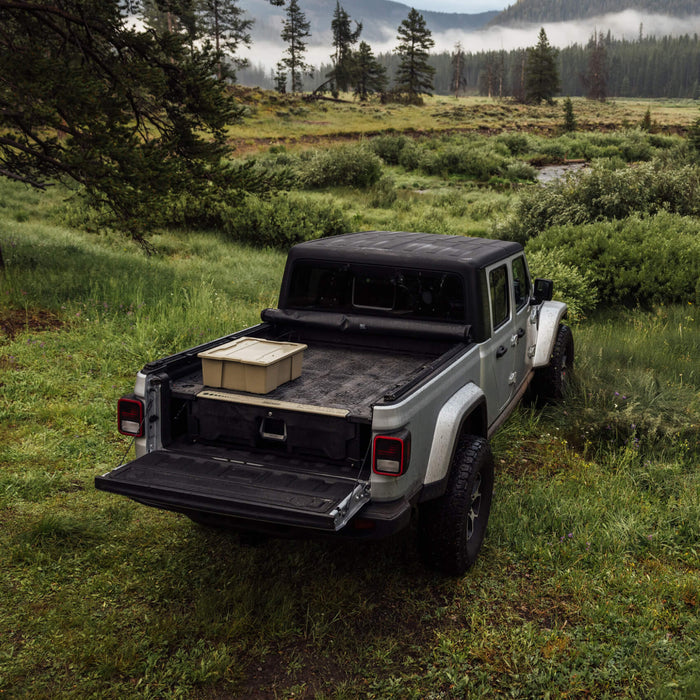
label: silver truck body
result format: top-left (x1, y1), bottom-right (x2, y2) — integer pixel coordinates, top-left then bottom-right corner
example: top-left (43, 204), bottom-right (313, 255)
top-left (97, 232), bottom-right (569, 571)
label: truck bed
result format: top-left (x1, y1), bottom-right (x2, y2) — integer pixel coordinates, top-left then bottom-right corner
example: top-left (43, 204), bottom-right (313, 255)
top-left (172, 341), bottom-right (443, 421)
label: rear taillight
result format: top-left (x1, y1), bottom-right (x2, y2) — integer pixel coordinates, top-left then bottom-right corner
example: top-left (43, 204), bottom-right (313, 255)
top-left (118, 397), bottom-right (144, 437)
top-left (373, 431), bottom-right (411, 476)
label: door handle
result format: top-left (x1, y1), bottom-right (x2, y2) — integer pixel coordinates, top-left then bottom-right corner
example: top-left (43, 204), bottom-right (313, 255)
top-left (496, 345), bottom-right (507, 358)
top-left (517, 327), bottom-right (525, 338)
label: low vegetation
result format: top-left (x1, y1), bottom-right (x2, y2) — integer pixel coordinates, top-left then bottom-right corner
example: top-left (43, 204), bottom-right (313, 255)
top-left (1, 97), bottom-right (698, 698)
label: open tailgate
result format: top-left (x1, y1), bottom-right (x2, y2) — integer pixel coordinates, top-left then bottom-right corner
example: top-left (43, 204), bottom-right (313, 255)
top-left (95, 449), bottom-right (370, 531)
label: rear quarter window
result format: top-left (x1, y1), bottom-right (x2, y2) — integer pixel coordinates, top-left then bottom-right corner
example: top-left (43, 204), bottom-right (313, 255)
top-left (512, 256), bottom-right (531, 309)
top-left (489, 265), bottom-right (510, 328)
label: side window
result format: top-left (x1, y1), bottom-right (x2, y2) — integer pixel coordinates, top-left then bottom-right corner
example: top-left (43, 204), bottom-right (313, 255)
top-left (512, 256), bottom-right (531, 310)
top-left (489, 265), bottom-right (510, 329)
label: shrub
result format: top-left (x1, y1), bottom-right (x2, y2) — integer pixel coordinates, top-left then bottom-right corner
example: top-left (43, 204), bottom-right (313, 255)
top-left (504, 161), bottom-right (537, 182)
top-left (528, 130), bottom-right (673, 163)
top-left (496, 132), bottom-right (532, 156)
top-left (525, 250), bottom-right (598, 320)
top-left (618, 131), bottom-right (653, 162)
top-left (532, 141), bottom-right (567, 163)
top-left (221, 193), bottom-right (351, 248)
top-left (525, 212), bottom-right (700, 306)
top-left (497, 161), bottom-right (700, 244)
top-left (397, 140), bottom-right (422, 171)
top-left (155, 190), bottom-right (350, 249)
top-left (300, 145), bottom-right (383, 189)
top-left (369, 135), bottom-right (410, 165)
top-left (417, 142), bottom-right (511, 180)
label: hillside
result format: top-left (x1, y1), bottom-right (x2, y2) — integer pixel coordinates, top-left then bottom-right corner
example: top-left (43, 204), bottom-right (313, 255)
top-left (491, 0), bottom-right (699, 25)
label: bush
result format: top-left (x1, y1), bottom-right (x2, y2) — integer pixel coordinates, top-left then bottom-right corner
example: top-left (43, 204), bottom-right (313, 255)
top-left (397, 141), bottom-right (422, 171)
top-left (504, 161), bottom-right (537, 182)
top-left (525, 130), bottom-right (677, 163)
top-left (369, 135), bottom-right (410, 165)
top-left (496, 132), bottom-right (532, 156)
top-left (531, 141), bottom-right (567, 163)
top-left (220, 193), bottom-right (351, 248)
top-left (420, 142), bottom-right (511, 180)
top-left (497, 161), bottom-right (700, 244)
top-left (155, 190), bottom-right (350, 249)
top-left (525, 250), bottom-right (598, 321)
top-left (525, 212), bottom-right (700, 306)
top-left (300, 145), bottom-right (383, 189)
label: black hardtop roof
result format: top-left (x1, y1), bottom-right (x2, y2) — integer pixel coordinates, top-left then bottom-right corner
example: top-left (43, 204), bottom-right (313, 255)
top-left (288, 231), bottom-right (523, 272)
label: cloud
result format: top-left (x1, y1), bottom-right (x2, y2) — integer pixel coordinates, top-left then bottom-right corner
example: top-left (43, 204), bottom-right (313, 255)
top-left (240, 10), bottom-right (700, 71)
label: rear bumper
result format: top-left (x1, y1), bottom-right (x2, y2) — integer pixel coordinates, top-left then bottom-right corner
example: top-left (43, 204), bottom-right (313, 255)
top-left (159, 496), bottom-right (413, 540)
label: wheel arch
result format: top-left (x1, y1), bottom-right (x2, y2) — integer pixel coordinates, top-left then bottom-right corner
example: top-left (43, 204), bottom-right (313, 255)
top-left (533, 300), bottom-right (569, 368)
top-left (421, 383), bottom-right (487, 499)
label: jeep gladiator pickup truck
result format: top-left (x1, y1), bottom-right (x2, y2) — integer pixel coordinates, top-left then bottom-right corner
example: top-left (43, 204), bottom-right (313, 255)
top-left (96, 231), bottom-right (572, 574)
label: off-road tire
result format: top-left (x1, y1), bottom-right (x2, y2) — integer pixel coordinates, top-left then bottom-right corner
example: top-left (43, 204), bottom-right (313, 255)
top-left (418, 435), bottom-right (494, 575)
top-left (532, 323), bottom-right (574, 403)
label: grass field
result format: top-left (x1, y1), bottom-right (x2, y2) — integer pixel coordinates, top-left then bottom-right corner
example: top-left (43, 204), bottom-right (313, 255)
top-left (1, 96), bottom-right (699, 699)
top-left (230, 91), bottom-right (699, 152)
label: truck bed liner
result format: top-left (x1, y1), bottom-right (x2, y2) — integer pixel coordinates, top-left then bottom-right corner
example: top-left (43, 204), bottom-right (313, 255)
top-left (173, 343), bottom-right (440, 420)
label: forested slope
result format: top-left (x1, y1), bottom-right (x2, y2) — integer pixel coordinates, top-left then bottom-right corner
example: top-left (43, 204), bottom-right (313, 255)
top-left (491, 0), bottom-right (698, 25)
top-left (385, 33), bottom-right (700, 99)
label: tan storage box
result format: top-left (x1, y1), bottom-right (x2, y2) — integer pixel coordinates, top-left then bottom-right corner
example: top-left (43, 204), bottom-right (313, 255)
top-left (198, 337), bottom-right (307, 394)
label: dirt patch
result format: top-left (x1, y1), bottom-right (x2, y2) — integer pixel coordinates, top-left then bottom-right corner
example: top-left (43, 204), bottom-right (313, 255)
top-left (0, 308), bottom-right (63, 339)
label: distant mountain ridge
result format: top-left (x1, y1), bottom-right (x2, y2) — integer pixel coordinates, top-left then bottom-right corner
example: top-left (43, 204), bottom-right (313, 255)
top-left (240, 0), bottom-right (497, 46)
top-left (490, 0), bottom-right (698, 26)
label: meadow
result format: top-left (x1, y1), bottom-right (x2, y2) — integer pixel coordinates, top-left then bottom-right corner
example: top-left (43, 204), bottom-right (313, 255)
top-left (0, 95), bottom-right (698, 698)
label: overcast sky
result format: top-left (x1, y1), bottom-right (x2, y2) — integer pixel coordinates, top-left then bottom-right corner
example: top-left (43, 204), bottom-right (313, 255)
top-left (413, 0), bottom-right (510, 12)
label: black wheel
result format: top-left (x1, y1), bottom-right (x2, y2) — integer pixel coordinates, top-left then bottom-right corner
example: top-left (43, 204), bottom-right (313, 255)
top-left (532, 323), bottom-right (574, 403)
top-left (418, 435), bottom-right (494, 575)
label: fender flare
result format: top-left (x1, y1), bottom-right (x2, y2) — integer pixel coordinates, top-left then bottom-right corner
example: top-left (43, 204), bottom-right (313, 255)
top-left (533, 301), bottom-right (568, 368)
top-left (423, 382), bottom-right (487, 487)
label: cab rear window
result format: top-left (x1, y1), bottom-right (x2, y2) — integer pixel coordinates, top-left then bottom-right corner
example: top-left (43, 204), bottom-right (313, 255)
top-left (287, 263), bottom-right (466, 322)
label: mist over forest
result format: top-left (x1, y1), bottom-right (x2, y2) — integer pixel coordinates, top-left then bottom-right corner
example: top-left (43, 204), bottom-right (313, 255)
top-left (238, 2), bottom-right (700, 75)
top-left (237, 7), bottom-right (700, 99)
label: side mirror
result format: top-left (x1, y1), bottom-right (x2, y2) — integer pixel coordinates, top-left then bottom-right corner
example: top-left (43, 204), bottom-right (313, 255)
top-left (532, 278), bottom-right (554, 304)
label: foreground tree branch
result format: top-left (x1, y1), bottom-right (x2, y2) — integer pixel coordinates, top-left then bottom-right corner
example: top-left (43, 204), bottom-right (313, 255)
top-left (0, 0), bottom-right (243, 251)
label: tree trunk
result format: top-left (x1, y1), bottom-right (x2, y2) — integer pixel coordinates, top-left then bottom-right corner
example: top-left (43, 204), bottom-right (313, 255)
top-left (0, 241), bottom-right (4, 271)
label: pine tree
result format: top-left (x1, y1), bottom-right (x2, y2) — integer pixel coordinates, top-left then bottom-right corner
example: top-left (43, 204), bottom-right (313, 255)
top-left (451, 42), bottom-right (468, 97)
top-left (689, 117), bottom-right (700, 157)
top-left (394, 8), bottom-right (435, 102)
top-left (0, 0), bottom-right (242, 249)
top-left (480, 50), bottom-right (505, 99)
top-left (562, 97), bottom-right (577, 132)
top-left (280, 0), bottom-right (312, 93)
top-left (327, 2), bottom-right (362, 95)
top-left (582, 31), bottom-right (608, 101)
top-left (141, 0), bottom-right (197, 39)
top-left (274, 61), bottom-right (288, 93)
top-left (198, 0), bottom-right (253, 81)
top-left (352, 42), bottom-right (387, 101)
top-left (525, 28), bottom-right (560, 104)
top-left (511, 50), bottom-right (527, 103)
